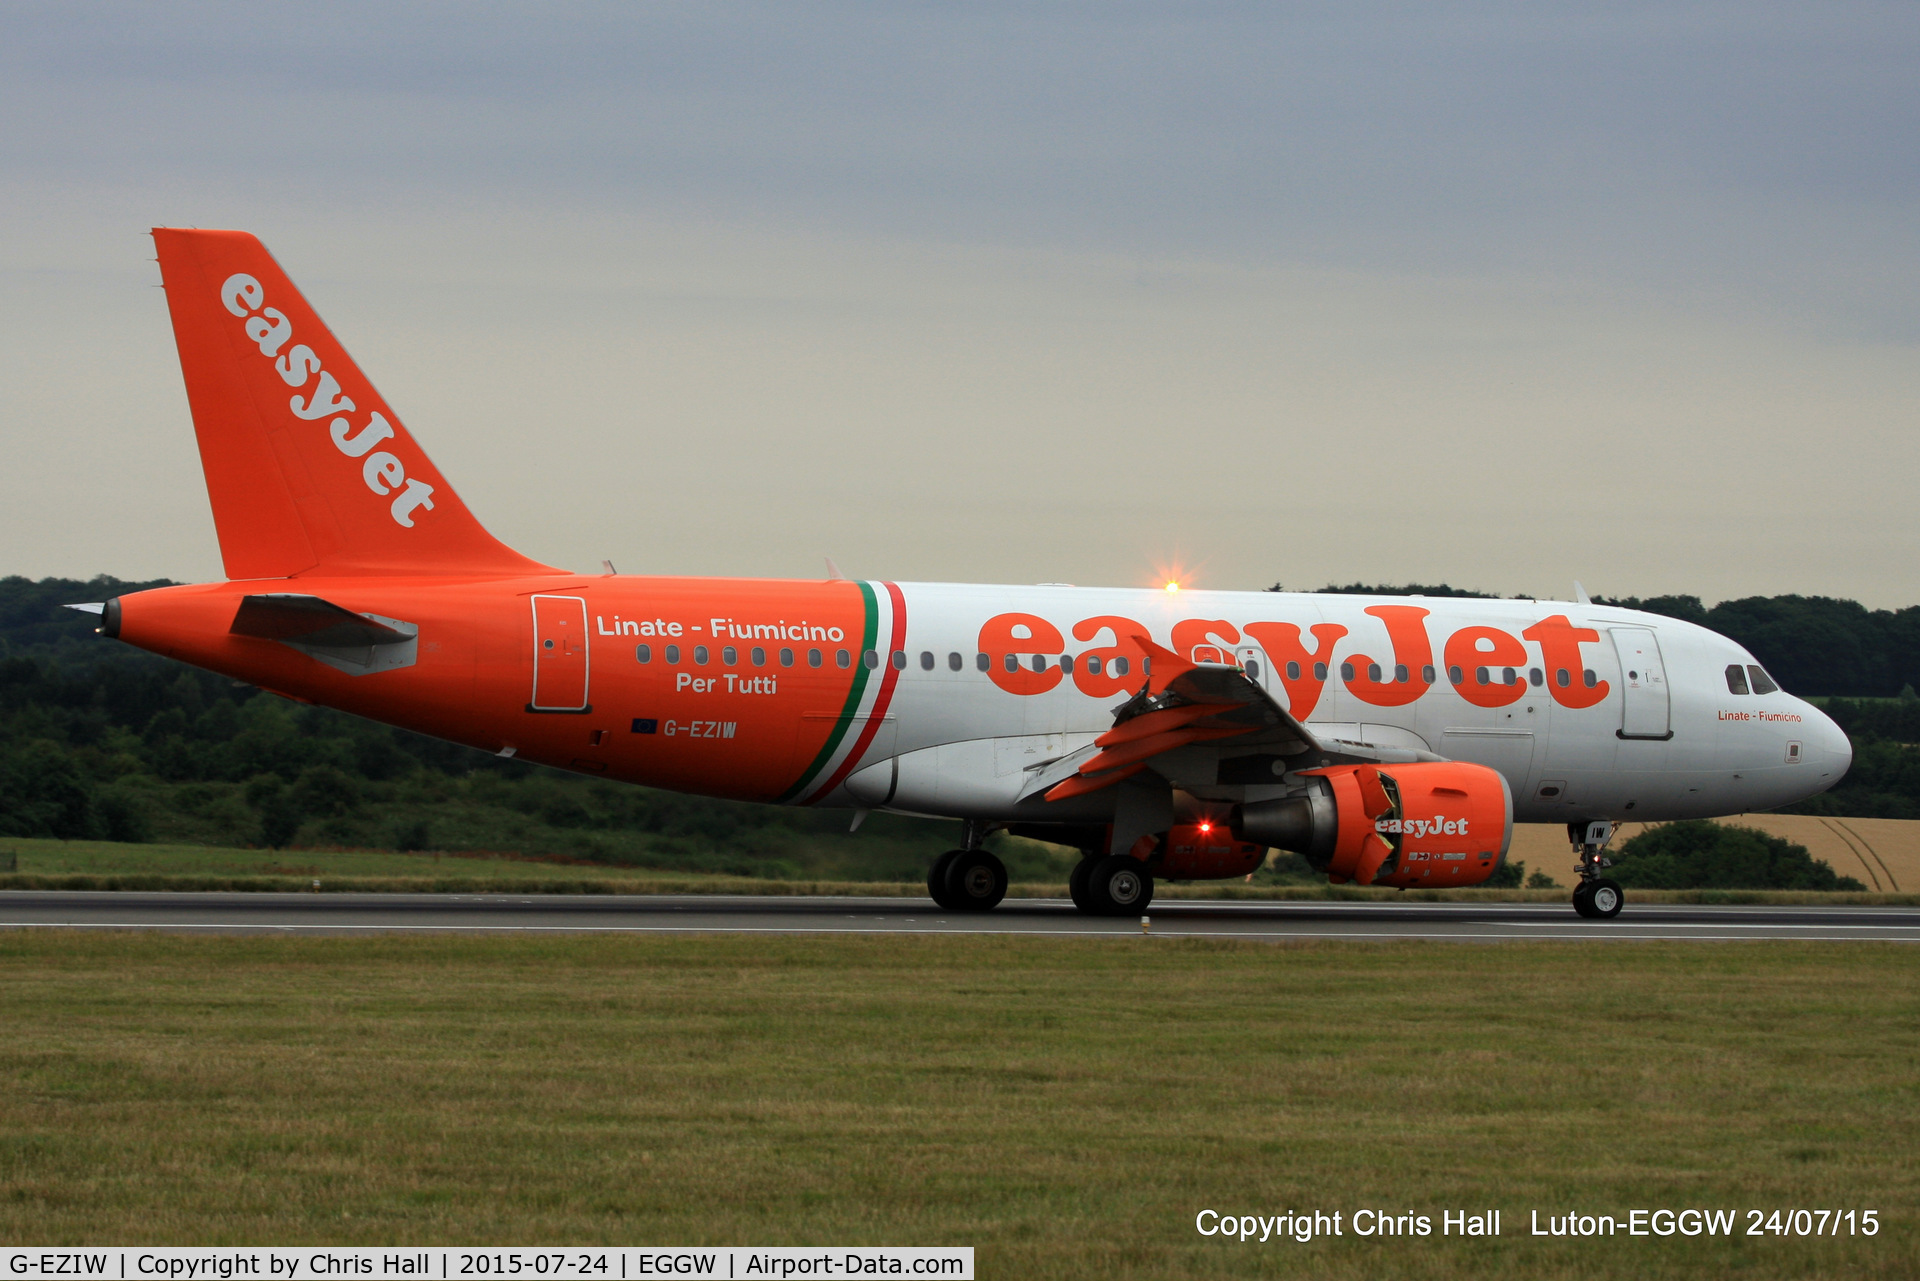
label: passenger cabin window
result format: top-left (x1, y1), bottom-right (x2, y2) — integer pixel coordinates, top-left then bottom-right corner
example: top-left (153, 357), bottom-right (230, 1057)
top-left (1062, 654), bottom-right (1077, 674)
top-left (1748, 665), bottom-right (1779, 695)
top-left (1422, 665), bottom-right (1437, 685)
top-left (892, 651), bottom-right (908, 670)
top-left (919, 651), bottom-right (934, 670)
top-left (1287, 661), bottom-right (1301, 681)
top-left (636, 645), bottom-right (651, 663)
top-left (1725, 664), bottom-right (1750, 695)
top-left (1556, 668), bottom-right (1570, 687)
top-left (976, 653), bottom-right (990, 672)
top-left (1529, 667), bottom-right (1543, 687)
top-left (1029, 654), bottom-right (1046, 672)
top-left (1312, 662), bottom-right (1327, 681)
top-left (1113, 656), bottom-right (1130, 676)
top-left (1244, 659), bottom-right (1259, 680)
top-left (1087, 656), bottom-right (1103, 675)
top-left (808, 648), bottom-right (823, 668)
top-left (1583, 669), bottom-right (1598, 688)
top-left (751, 647), bottom-right (766, 666)
top-left (837, 649), bottom-right (851, 668)
top-left (779, 647), bottom-right (794, 667)
top-left (1393, 664), bottom-right (1408, 683)
top-left (722, 646), bottom-right (737, 665)
top-left (1341, 662), bottom-right (1356, 681)
top-left (665, 645), bottom-right (681, 664)
top-left (1003, 654), bottom-right (1018, 673)
top-left (947, 652), bottom-right (962, 671)
top-left (863, 650), bottom-right (879, 669)
top-left (1448, 665), bottom-right (1463, 685)
top-left (693, 645), bottom-right (709, 665)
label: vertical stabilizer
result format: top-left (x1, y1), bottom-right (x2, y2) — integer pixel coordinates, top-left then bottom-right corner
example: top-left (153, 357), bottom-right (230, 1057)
top-left (153, 228), bottom-right (558, 579)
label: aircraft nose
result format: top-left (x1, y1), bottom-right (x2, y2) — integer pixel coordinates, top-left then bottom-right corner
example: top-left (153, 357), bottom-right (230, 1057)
top-left (1806, 702), bottom-right (1852, 790)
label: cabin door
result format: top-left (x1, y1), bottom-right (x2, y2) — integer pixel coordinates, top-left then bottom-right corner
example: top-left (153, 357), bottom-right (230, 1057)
top-left (530, 594), bottom-right (591, 712)
top-left (1611, 627), bottom-right (1670, 739)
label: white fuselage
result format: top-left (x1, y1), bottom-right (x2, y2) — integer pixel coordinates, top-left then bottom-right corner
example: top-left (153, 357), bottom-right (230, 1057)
top-left (815, 585), bottom-right (1850, 826)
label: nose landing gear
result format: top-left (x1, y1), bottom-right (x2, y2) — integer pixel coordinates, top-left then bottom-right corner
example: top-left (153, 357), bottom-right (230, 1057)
top-left (1569, 819), bottom-right (1624, 919)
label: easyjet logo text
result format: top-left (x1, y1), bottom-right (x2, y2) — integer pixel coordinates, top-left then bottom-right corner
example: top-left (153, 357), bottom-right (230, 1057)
top-left (976, 607), bottom-right (1612, 716)
top-left (219, 273), bottom-right (436, 528)
top-left (1377, 817), bottom-right (1470, 837)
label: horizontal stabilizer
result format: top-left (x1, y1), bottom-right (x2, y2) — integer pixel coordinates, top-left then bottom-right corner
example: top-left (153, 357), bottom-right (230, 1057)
top-left (231, 593), bottom-right (416, 648)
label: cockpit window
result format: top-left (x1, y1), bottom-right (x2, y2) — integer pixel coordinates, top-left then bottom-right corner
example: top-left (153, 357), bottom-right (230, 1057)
top-left (1725, 664), bottom-right (1750, 695)
top-left (1748, 665), bottom-right (1780, 695)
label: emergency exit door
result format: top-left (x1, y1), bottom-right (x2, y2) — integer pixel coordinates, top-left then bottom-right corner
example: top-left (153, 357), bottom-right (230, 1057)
top-left (530, 595), bottom-right (591, 712)
top-left (1236, 646), bottom-right (1271, 691)
top-left (1611, 627), bottom-right (1670, 740)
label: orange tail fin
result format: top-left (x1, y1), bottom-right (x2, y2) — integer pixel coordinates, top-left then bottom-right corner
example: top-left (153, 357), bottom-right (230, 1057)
top-left (153, 228), bottom-right (559, 580)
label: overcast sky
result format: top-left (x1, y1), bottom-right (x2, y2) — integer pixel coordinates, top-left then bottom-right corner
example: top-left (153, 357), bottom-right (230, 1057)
top-left (3, 2), bottom-right (1916, 605)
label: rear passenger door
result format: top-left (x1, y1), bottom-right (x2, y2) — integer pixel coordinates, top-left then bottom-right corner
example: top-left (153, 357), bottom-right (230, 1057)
top-left (529, 594), bottom-right (591, 712)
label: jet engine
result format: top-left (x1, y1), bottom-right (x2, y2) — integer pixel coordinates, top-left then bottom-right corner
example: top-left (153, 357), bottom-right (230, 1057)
top-left (1230, 761), bottom-right (1512, 888)
top-left (1152, 821), bottom-right (1267, 879)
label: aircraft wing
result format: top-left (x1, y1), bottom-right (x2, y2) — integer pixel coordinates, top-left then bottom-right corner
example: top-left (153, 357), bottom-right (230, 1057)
top-left (1036, 634), bottom-right (1437, 802)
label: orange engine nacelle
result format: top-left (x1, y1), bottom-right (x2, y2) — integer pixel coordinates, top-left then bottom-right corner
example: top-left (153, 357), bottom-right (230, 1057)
top-left (1151, 822), bottom-right (1267, 879)
top-left (1230, 760), bottom-right (1513, 888)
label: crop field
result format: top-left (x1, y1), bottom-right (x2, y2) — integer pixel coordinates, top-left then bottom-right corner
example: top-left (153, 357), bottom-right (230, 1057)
top-left (1506, 815), bottom-right (1920, 893)
top-left (0, 932), bottom-right (1913, 1278)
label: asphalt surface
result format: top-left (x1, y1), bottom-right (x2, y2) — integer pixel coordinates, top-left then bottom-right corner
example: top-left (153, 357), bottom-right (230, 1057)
top-left (0, 891), bottom-right (1916, 942)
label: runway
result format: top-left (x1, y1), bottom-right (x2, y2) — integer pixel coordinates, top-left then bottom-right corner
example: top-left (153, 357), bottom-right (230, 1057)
top-left (1, 891), bottom-right (1917, 942)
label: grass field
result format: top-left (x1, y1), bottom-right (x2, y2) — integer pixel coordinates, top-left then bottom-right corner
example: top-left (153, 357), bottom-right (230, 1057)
top-left (0, 933), bottom-right (1913, 1278)
top-left (3, 836), bottom-right (1917, 904)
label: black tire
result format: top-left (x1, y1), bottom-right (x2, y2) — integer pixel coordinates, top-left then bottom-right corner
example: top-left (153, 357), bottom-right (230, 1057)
top-left (1068, 858), bottom-right (1095, 911)
top-left (1588, 877), bottom-right (1624, 919)
top-left (942, 849), bottom-right (1008, 912)
top-left (1571, 881), bottom-right (1596, 919)
top-left (928, 849), bottom-right (964, 910)
top-left (1084, 855), bottom-right (1154, 916)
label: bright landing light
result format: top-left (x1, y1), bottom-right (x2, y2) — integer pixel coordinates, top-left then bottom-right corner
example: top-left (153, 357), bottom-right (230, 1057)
top-left (1165, 581), bottom-right (1180, 593)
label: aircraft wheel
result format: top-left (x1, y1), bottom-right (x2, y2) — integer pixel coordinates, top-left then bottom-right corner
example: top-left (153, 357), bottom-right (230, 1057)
top-left (942, 849), bottom-right (1008, 912)
top-left (928, 849), bottom-right (964, 910)
top-left (1085, 854), bottom-right (1154, 916)
top-left (1571, 881), bottom-right (1596, 918)
top-left (1588, 877), bottom-right (1624, 919)
top-left (1068, 858), bottom-right (1095, 911)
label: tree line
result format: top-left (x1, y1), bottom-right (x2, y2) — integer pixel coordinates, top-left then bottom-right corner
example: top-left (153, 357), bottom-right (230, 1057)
top-left (1277, 582), bottom-right (1920, 699)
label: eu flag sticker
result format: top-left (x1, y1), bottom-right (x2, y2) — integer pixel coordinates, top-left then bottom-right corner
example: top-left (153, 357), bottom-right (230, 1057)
top-left (632, 718), bottom-right (658, 734)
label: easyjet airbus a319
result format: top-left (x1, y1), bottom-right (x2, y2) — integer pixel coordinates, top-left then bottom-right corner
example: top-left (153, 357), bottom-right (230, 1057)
top-left (75, 230), bottom-right (1853, 919)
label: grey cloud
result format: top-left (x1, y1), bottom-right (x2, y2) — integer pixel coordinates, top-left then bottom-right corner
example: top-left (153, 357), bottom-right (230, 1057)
top-left (0, 3), bottom-right (1915, 602)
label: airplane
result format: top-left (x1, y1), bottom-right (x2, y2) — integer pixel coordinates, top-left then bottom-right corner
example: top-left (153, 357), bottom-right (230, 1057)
top-left (73, 229), bottom-right (1853, 920)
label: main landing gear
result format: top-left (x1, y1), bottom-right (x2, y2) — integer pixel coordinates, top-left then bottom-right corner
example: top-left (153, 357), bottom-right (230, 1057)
top-left (1570, 819), bottom-right (1624, 920)
top-left (928, 820), bottom-right (1007, 912)
top-left (1069, 854), bottom-right (1154, 916)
